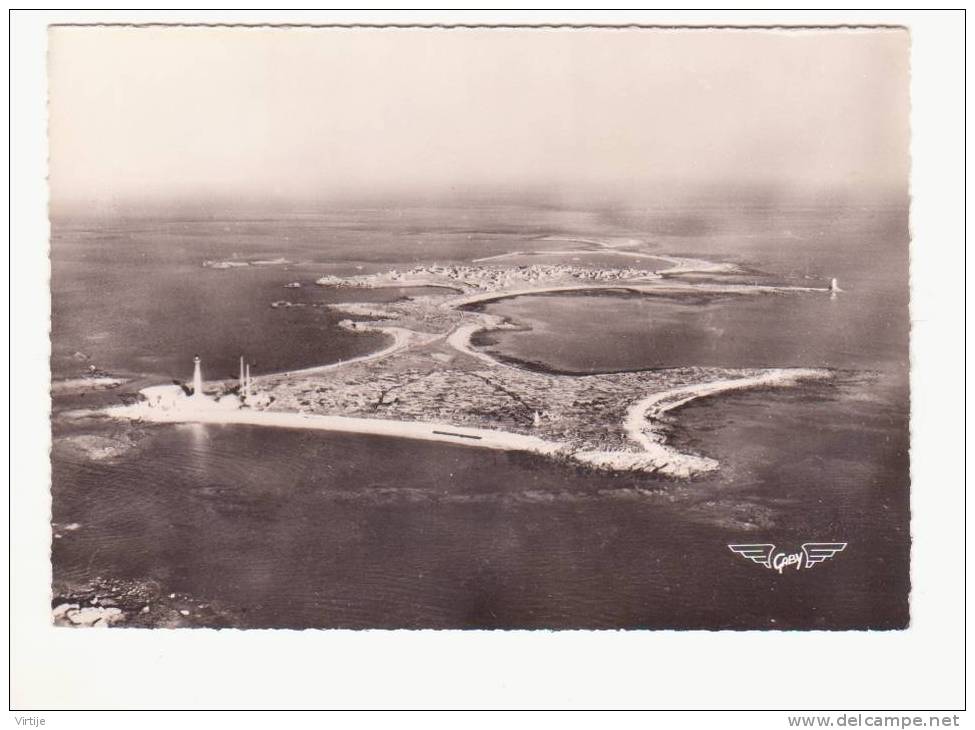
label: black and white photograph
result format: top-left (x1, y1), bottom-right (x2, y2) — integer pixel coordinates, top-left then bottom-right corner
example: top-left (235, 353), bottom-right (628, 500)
top-left (8, 9), bottom-right (967, 717)
top-left (46, 23), bottom-right (911, 632)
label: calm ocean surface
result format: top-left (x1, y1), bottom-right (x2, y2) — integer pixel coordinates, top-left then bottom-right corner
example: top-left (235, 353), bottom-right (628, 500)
top-left (50, 204), bottom-right (910, 629)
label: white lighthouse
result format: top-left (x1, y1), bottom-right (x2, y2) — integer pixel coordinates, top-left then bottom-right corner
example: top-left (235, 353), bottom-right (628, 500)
top-left (192, 355), bottom-right (204, 398)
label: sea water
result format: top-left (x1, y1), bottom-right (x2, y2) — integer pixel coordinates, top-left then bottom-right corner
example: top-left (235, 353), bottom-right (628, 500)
top-left (50, 203), bottom-right (910, 629)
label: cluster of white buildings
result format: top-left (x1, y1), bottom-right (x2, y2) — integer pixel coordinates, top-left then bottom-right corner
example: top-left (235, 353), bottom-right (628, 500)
top-left (315, 262), bottom-right (661, 293)
top-left (375, 263), bottom-right (657, 290)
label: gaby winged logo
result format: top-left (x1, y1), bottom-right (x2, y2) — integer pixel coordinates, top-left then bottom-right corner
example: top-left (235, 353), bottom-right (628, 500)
top-left (728, 543), bottom-right (847, 574)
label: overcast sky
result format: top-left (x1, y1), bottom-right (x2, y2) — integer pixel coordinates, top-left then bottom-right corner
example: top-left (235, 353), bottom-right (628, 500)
top-left (48, 27), bottom-right (909, 208)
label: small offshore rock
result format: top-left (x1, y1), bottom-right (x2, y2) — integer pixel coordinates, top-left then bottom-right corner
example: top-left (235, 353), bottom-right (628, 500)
top-left (52, 603), bottom-right (79, 619)
top-left (66, 606), bottom-right (123, 627)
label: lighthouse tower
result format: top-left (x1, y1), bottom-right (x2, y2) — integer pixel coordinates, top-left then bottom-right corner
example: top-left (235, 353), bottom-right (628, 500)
top-left (192, 355), bottom-right (204, 398)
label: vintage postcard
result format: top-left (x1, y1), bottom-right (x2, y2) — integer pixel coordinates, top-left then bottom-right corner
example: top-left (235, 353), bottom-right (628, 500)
top-left (46, 24), bottom-right (910, 633)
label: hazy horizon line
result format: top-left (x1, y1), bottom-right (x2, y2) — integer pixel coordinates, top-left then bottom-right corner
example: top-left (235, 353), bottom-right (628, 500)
top-left (49, 179), bottom-right (909, 219)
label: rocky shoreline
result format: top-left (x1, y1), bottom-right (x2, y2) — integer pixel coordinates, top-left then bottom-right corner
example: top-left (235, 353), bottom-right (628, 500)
top-left (52, 576), bottom-right (242, 629)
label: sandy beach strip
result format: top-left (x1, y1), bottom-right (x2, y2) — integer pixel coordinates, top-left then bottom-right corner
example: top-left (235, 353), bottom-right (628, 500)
top-left (449, 280), bottom-right (828, 307)
top-left (615, 368), bottom-right (831, 477)
top-left (108, 403), bottom-right (563, 456)
top-left (105, 367), bottom-right (830, 479)
top-left (474, 250), bottom-right (739, 274)
top-left (445, 322), bottom-right (505, 367)
top-left (254, 326), bottom-right (438, 381)
top-left (472, 249), bottom-right (669, 263)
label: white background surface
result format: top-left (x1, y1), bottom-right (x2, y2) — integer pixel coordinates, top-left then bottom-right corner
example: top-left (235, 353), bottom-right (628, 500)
top-left (6, 8), bottom-right (967, 721)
